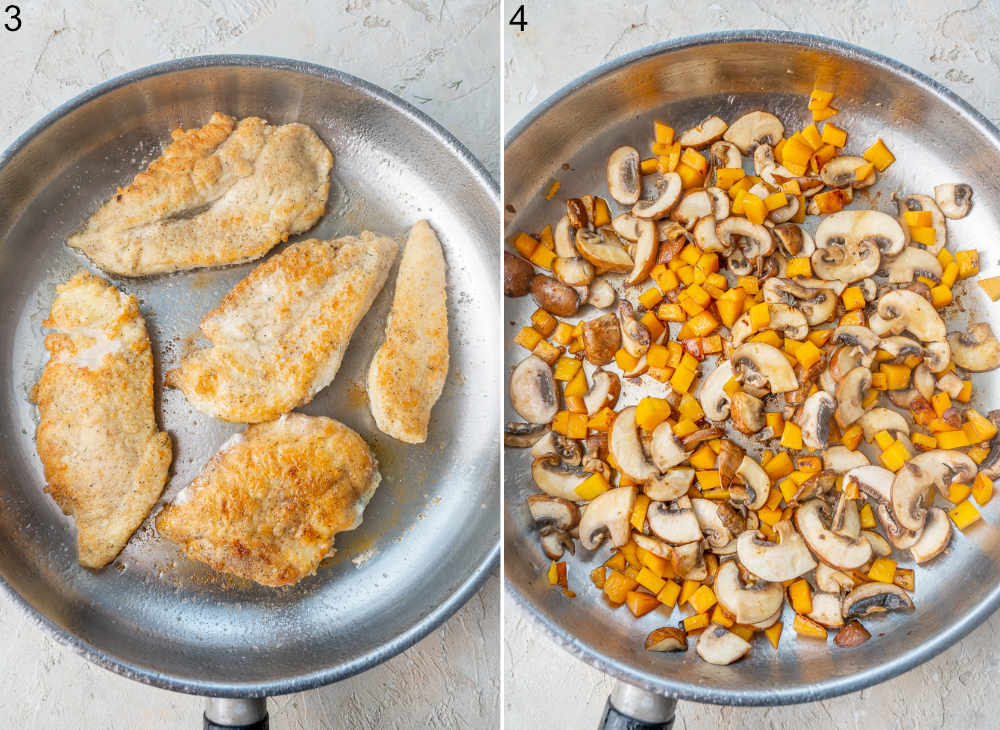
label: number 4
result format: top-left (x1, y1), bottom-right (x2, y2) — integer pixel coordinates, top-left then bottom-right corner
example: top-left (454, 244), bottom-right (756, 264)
top-left (508, 4), bottom-right (526, 31)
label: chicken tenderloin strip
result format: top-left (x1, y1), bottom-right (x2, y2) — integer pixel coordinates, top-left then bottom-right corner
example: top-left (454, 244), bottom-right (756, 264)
top-left (68, 112), bottom-right (333, 276)
top-left (166, 232), bottom-right (397, 423)
top-left (32, 271), bottom-right (172, 569)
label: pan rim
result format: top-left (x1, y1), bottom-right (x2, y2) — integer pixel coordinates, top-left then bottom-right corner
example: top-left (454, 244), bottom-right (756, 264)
top-left (503, 28), bottom-right (1000, 706)
top-left (0, 53), bottom-right (499, 698)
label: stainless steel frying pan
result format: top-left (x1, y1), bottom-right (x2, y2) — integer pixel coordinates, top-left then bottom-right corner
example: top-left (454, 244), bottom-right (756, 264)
top-left (0, 56), bottom-right (499, 727)
top-left (505, 31), bottom-right (1000, 724)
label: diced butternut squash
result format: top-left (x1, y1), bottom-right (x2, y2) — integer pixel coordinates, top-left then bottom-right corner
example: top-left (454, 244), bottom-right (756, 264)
top-left (683, 613), bottom-right (710, 633)
top-left (880, 440), bottom-right (910, 471)
top-left (948, 482), bottom-right (971, 504)
top-left (788, 579), bottom-right (812, 614)
top-left (513, 232), bottom-right (538, 258)
top-left (868, 557), bottom-right (897, 583)
top-left (636, 397), bottom-right (672, 431)
top-left (979, 276), bottom-right (1000, 301)
top-left (764, 621), bottom-right (783, 648)
top-left (657, 580), bottom-right (682, 607)
top-left (841, 286), bottom-right (866, 311)
top-left (862, 138), bottom-right (895, 171)
top-left (956, 250), bottom-right (980, 279)
top-left (821, 123), bottom-right (847, 147)
top-left (603, 570), bottom-right (637, 604)
top-left (949, 499), bottom-right (981, 530)
top-left (553, 356), bottom-right (582, 381)
top-left (715, 167), bottom-right (746, 189)
top-left (973, 473), bottom-right (994, 506)
top-left (514, 326), bottom-right (543, 350)
top-left (793, 614), bottom-right (827, 639)
top-left (689, 585), bottom-right (718, 614)
top-left (742, 193), bottom-right (768, 225)
top-left (781, 422), bottom-right (803, 450)
top-left (575, 472), bottom-right (610, 501)
top-left (635, 565), bottom-right (666, 595)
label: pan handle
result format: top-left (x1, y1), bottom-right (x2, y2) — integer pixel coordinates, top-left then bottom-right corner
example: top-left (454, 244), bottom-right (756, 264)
top-left (203, 698), bottom-right (269, 730)
top-left (597, 682), bottom-right (676, 730)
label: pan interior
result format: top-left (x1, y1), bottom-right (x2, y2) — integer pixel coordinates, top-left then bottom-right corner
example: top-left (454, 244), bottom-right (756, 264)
top-left (505, 35), bottom-right (1000, 704)
top-left (0, 60), bottom-right (498, 695)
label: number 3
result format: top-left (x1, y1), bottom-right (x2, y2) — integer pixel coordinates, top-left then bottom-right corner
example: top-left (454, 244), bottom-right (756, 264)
top-left (5, 4), bottom-right (20, 31)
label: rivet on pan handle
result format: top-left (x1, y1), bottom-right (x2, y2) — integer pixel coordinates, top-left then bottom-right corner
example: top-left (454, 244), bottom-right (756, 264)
top-left (204, 698), bottom-right (268, 730)
top-left (598, 682), bottom-right (676, 730)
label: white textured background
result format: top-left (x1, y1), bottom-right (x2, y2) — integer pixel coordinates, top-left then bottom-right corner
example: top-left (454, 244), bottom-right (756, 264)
top-left (503, 1), bottom-right (1000, 729)
top-left (0, 1), bottom-right (499, 728)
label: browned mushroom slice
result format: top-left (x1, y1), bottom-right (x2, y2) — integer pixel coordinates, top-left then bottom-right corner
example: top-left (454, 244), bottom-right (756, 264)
top-left (723, 111), bottom-right (784, 154)
top-left (582, 313), bottom-right (622, 366)
top-left (583, 370), bottom-right (621, 414)
top-left (933, 183), bottom-right (973, 219)
top-left (644, 468), bottom-right (695, 502)
top-left (736, 521), bottom-right (816, 582)
top-left (530, 274), bottom-right (580, 317)
top-left (607, 146), bottom-right (641, 205)
top-left (834, 367), bottom-right (872, 429)
top-left (632, 173), bottom-right (683, 219)
top-left (948, 323), bottom-right (1000, 372)
top-left (842, 582), bottom-right (914, 619)
top-left (645, 627), bottom-right (688, 652)
top-left (891, 450), bottom-right (976, 531)
top-left (575, 228), bottom-right (633, 273)
top-left (834, 619), bottom-right (872, 647)
top-left (696, 624), bottom-right (752, 665)
top-left (579, 486), bottom-right (636, 550)
top-left (504, 422), bottom-right (550, 448)
top-left (730, 391), bottom-right (765, 434)
top-left (794, 499), bottom-right (872, 570)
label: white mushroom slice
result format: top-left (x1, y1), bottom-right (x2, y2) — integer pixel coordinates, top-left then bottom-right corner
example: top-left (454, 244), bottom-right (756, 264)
top-left (632, 173), bottom-right (683, 219)
top-left (510, 355), bottom-right (558, 424)
top-left (771, 223), bottom-right (816, 258)
top-left (624, 219), bottom-right (657, 285)
top-left (645, 627), bottom-right (689, 652)
top-left (868, 290), bottom-right (946, 343)
top-left (552, 256), bottom-right (595, 287)
top-left (797, 391), bottom-right (836, 450)
top-left (692, 498), bottom-right (743, 548)
top-left (811, 239), bottom-right (880, 283)
top-left (936, 372), bottom-right (965, 398)
top-left (575, 228), bottom-right (634, 273)
top-left (842, 582), bottom-right (914, 619)
top-left (723, 111), bottom-right (784, 154)
top-left (710, 140), bottom-right (742, 170)
top-left (948, 323), bottom-right (1000, 372)
top-left (579, 486), bottom-right (636, 550)
top-left (808, 592), bottom-right (845, 628)
top-left (731, 342), bottom-right (799, 394)
top-left (606, 146), bottom-right (641, 205)
top-left (504, 422), bottom-right (550, 448)
top-left (670, 190), bottom-right (713, 228)
top-left (648, 499), bottom-right (702, 545)
top-left (706, 187), bottom-right (730, 220)
top-left (716, 217), bottom-right (775, 259)
top-left (554, 215), bottom-right (578, 258)
top-left (692, 215), bottom-right (726, 253)
top-left (527, 495), bottom-right (581, 530)
top-left (697, 360), bottom-right (734, 422)
top-left (831, 324), bottom-right (880, 354)
top-left (737, 521), bottom-right (816, 581)
top-left (909, 507), bottom-right (952, 563)
top-left (672, 540), bottom-right (707, 580)
top-left (531, 457), bottom-right (589, 501)
top-left (816, 562), bottom-right (855, 593)
top-left (679, 115), bottom-right (728, 148)
top-left (882, 246), bottom-right (943, 284)
top-left (583, 370), bottom-right (621, 415)
top-left (822, 446), bottom-right (870, 473)
top-left (933, 183), bottom-right (973, 219)
top-left (891, 450), bottom-right (976, 531)
top-left (897, 194), bottom-right (946, 254)
top-left (714, 560), bottom-right (784, 625)
top-left (861, 530), bottom-right (892, 557)
top-left (762, 278), bottom-right (837, 326)
top-left (831, 492), bottom-right (862, 539)
top-left (611, 212), bottom-right (641, 242)
top-left (878, 335), bottom-right (924, 360)
top-left (815, 210), bottom-right (906, 256)
top-left (633, 532), bottom-right (672, 559)
top-left (768, 194), bottom-right (800, 224)
top-left (530, 430), bottom-right (558, 459)
top-left (855, 408), bottom-right (908, 443)
top-left (645, 468), bottom-right (695, 502)
top-left (617, 300), bottom-right (650, 358)
top-left (587, 277), bottom-right (616, 309)
top-left (539, 526), bottom-right (574, 560)
top-left (819, 155), bottom-right (876, 189)
top-left (696, 624), bottom-right (752, 665)
top-left (650, 421), bottom-right (690, 472)
top-left (762, 303), bottom-right (809, 341)
top-left (829, 345), bottom-right (873, 382)
top-left (922, 343), bottom-right (950, 375)
top-left (608, 406), bottom-right (659, 481)
top-left (794, 499), bottom-right (873, 570)
top-left (730, 392), bottom-right (765, 435)
top-left (733, 455), bottom-right (771, 511)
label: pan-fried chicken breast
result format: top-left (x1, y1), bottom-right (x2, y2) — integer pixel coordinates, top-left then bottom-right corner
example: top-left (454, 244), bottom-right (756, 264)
top-left (156, 414), bottom-right (379, 587)
top-left (67, 112), bottom-right (333, 276)
top-left (165, 232), bottom-right (397, 423)
top-left (367, 220), bottom-right (449, 443)
top-left (31, 271), bottom-right (172, 569)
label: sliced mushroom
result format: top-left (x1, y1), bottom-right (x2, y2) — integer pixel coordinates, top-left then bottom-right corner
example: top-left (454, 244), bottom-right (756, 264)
top-left (882, 246), bottom-right (943, 284)
top-left (808, 592), bottom-right (845, 628)
top-left (768, 194), bottom-right (800, 224)
top-left (696, 624), bottom-right (752, 665)
top-left (948, 323), bottom-right (1000, 372)
top-left (530, 431), bottom-right (557, 459)
top-left (812, 238), bottom-right (881, 283)
top-left (538, 526), bottom-right (575, 559)
top-left (617, 300), bottom-right (650, 359)
top-left (937, 372), bottom-right (965, 398)
top-left (934, 183), bottom-right (973, 219)
top-left (814, 210), bottom-right (906, 256)
top-left (504, 252), bottom-right (534, 297)
top-left (732, 455), bottom-right (771, 511)
top-left (504, 422), bottom-right (550, 448)
top-left (723, 111), bottom-right (784, 154)
top-left (552, 433), bottom-right (583, 466)
top-left (670, 190), bottom-right (712, 229)
top-left (552, 256), bottom-right (595, 287)
top-left (731, 391), bottom-right (765, 434)
top-left (671, 540), bottom-right (707, 580)
top-left (633, 173), bottom-right (683, 220)
top-left (608, 406), bottom-right (659, 481)
top-left (583, 370), bottom-right (621, 414)
top-left (797, 391), bottom-right (836, 449)
top-left (791, 470), bottom-right (838, 504)
top-left (772, 223), bottom-right (816, 258)
top-left (710, 140), bottom-right (742, 170)
top-left (510, 355), bottom-right (558, 424)
top-left (922, 343), bottom-right (950, 374)
top-left (891, 450), bottom-right (976, 531)
top-left (587, 277), bottom-right (616, 309)
top-left (869, 290), bottom-right (946, 343)
top-left (717, 440), bottom-right (744, 489)
top-left (713, 560), bottom-right (783, 624)
top-left (834, 620), bottom-right (872, 647)
top-left (832, 366), bottom-right (871, 430)
top-left (679, 115), bottom-right (728, 148)
top-left (829, 345), bottom-right (873, 382)
top-left (623, 218), bottom-right (658, 286)
top-left (858, 407), bottom-right (910, 442)
top-left (878, 335), bottom-right (924, 360)
top-left (527, 495), bottom-right (581, 530)
top-left (737, 521), bottom-right (817, 582)
top-left (607, 146), bottom-right (641, 205)
top-left (645, 467), bottom-right (696, 502)
top-left (909, 507), bottom-right (952, 563)
top-left (692, 499), bottom-right (744, 549)
top-left (648, 498), bottom-right (702, 545)
top-left (816, 562), bottom-right (855, 594)
top-left (831, 324), bottom-right (880, 354)
top-left (842, 582), bottom-right (914, 619)
top-left (575, 228), bottom-right (633, 273)
top-left (693, 360), bottom-right (733, 424)
top-left (762, 278), bottom-right (837, 326)
top-left (645, 627), bottom-right (689, 652)
top-left (691, 215), bottom-right (725, 253)
top-left (794, 499), bottom-right (873, 570)
top-left (861, 530), bottom-right (892, 557)
top-left (582, 313), bottom-right (622, 365)
top-left (579, 486), bottom-right (636, 550)
top-left (706, 187), bottom-right (730, 220)
top-left (552, 215), bottom-right (578, 257)
top-left (650, 421), bottom-right (690, 472)
top-left (822, 446), bottom-right (871, 473)
top-left (531, 457), bottom-right (589, 501)
top-left (897, 194), bottom-right (947, 253)
top-left (716, 216), bottom-right (775, 261)
top-left (819, 155), bottom-right (876, 189)
top-left (731, 342), bottom-right (799, 394)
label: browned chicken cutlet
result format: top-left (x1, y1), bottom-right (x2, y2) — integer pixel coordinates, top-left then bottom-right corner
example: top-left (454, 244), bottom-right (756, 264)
top-left (155, 414), bottom-right (380, 587)
top-left (67, 112), bottom-right (333, 276)
top-left (32, 271), bottom-right (172, 569)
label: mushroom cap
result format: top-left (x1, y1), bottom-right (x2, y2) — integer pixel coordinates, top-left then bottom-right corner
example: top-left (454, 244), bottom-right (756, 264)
top-left (909, 507), bottom-right (952, 563)
top-left (842, 581), bottom-right (914, 619)
top-left (695, 624), bottom-right (753, 665)
top-left (736, 521), bottom-right (816, 582)
top-left (606, 146), bottom-right (641, 205)
top-left (948, 323), bottom-right (1000, 372)
top-left (869, 289), bottom-right (946, 343)
top-left (714, 560), bottom-right (784, 625)
top-left (731, 342), bottom-right (799, 394)
top-left (578, 486), bottom-right (636, 550)
top-left (632, 173), bottom-right (683, 220)
top-left (933, 183), bottom-right (973, 219)
top-left (510, 355), bottom-right (558, 424)
top-left (891, 449), bottom-right (977, 531)
top-left (797, 390), bottom-right (836, 450)
top-left (723, 111), bottom-right (784, 154)
top-left (815, 209), bottom-right (906, 256)
top-left (794, 499), bottom-right (873, 570)
top-left (697, 359), bottom-right (734, 422)
top-left (608, 406), bottom-right (659, 481)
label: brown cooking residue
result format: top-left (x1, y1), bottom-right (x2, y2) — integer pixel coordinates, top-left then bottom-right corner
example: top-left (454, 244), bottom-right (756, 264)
top-left (346, 379), bottom-right (368, 409)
